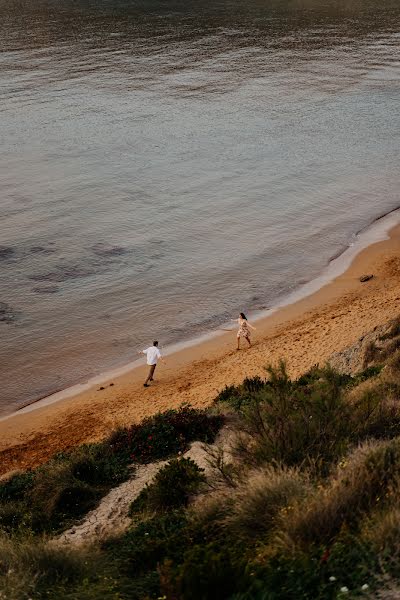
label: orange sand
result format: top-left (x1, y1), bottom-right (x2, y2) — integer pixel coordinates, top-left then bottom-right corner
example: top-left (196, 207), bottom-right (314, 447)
top-left (2, 225), bottom-right (400, 477)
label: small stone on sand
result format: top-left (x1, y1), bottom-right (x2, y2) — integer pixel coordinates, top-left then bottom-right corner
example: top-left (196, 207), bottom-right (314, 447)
top-left (359, 274), bottom-right (374, 283)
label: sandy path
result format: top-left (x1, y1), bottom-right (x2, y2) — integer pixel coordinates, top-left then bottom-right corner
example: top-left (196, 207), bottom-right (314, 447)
top-left (56, 439), bottom-right (221, 547)
top-left (2, 226), bottom-right (400, 477)
top-left (57, 461), bottom-right (169, 546)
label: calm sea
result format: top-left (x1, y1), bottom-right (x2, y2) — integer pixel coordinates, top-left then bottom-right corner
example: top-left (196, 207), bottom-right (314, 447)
top-left (0, 0), bottom-right (399, 415)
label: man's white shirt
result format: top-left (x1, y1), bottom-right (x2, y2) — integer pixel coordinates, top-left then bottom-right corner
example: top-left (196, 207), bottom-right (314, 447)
top-left (143, 346), bottom-right (162, 365)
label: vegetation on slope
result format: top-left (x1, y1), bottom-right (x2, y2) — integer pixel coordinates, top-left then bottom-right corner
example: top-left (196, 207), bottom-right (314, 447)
top-left (0, 405), bottom-right (223, 534)
top-left (4, 319), bottom-right (400, 598)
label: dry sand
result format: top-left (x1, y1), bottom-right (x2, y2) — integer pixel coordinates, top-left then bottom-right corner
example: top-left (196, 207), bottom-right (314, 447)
top-left (2, 224), bottom-right (400, 477)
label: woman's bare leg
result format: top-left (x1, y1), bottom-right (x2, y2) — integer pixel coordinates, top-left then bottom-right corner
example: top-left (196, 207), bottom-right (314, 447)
top-left (237, 336), bottom-right (240, 350)
top-left (245, 336), bottom-right (251, 347)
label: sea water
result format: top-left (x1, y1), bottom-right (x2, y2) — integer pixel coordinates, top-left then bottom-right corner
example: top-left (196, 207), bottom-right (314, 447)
top-left (1, 0), bottom-right (399, 414)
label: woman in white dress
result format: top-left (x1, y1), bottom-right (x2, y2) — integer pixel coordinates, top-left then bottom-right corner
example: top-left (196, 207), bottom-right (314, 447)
top-left (235, 312), bottom-right (256, 350)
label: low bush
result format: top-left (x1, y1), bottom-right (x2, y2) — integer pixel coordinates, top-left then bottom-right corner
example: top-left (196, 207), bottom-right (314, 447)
top-left (104, 511), bottom-right (190, 599)
top-left (353, 364), bottom-right (383, 384)
top-left (0, 406), bottom-right (223, 535)
top-left (130, 458), bottom-right (206, 514)
top-left (0, 471), bottom-right (34, 502)
top-left (0, 443), bottom-right (130, 533)
top-left (231, 362), bottom-right (353, 473)
top-left (351, 391), bottom-right (400, 443)
top-left (379, 317), bottom-right (400, 341)
top-left (227, 362), bottom-right (400, 476)
top-left (278, 439), bottom-right (400, 552)
top-left (215, 376), bottom-right (267, 410)
top-left (363, 508), bottom-right (400, 556)
top-left (0, 532), bottom-right (92, 600)
top-left (108, 404), bottom-right (224, 464)
top-left (223, 465), bottom-right (310, 543)
top-left (167, 540), bottom-right (246, 600)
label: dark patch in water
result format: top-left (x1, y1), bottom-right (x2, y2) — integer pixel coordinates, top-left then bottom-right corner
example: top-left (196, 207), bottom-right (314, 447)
top-left (112, 336), bottom-right (134, 347)
top-left (30, 246), bottom-right (57, 255)
top-left (0, 302), bottom-right (17, 323)
top-left (92, 243), bottom-right (128, 257)
top-left (29, 265), bottom-right (95, 283)
top-left (167, 311), bottom-right (233, 340)
top-left (32, 285), bottom-right (60, 294)
top-left (0, 246), bottom-right (15, 260)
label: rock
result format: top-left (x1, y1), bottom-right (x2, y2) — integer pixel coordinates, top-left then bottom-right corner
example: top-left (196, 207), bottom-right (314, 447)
top-left (359, 274), bottom-right (374, 283)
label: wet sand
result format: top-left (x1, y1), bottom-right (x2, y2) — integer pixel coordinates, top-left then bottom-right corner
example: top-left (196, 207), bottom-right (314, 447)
top-left (2, 224), bottom-right (400, 477)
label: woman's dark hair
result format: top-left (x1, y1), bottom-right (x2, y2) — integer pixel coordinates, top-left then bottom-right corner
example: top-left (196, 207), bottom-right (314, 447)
top-left (153, 341), bottom-right (159, 347)
top-left (240, 313), bottom-right (247, 320)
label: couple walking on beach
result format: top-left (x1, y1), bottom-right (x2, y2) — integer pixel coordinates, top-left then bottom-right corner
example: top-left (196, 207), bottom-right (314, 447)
top-left (139, 313), bottom-right (256, 388)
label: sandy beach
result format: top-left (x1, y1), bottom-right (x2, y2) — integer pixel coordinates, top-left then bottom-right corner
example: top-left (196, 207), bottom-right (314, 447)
top-left (2, 222), bottom-right (400, 477)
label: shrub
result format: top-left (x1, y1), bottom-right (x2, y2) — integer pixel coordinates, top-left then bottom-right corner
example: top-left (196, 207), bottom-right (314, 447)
top-left (223, 465), bottom-right (310, 542)
top-left (108, 405), bottom-right (224, 464)
top-left (215, 377), bottom-right (267, 411)
top-left (0, 444), bottom-right (130, 534)
top-left (382, 338), bottom-right (400, 361)
top-left (0, 472), bottom-right (34, 502)
top-left (353, 365), bottom-right (383, 384)
top-left (0, 406), bottom-right (221, 534)
top-left (190, 491), bottom-right (233, 541)
top-left (0, 532), bottom-right (91, 600)
top-left (104, 511), bottom-right (190, 599)
top-left (0, 501), bottom-right (32, 532)
top-left (278, 439), bottom-right (400, 552)
top-left (242, 376), bottom-right (266, 394)
top-left (166, 541), bottom-right (246, 600)
top-left (28, 461), bottom-right (99, 530)
top-left (296, 364), bottom-right (353, 389)
top-left (215, 384), bottom-right (242, 405)
top-left (231, 362), bottom-right (353, 473)
top-left (364, 341), bottom-right (379, 367)
top-left (359, 508), bottom-right (400, 572)
top-left (69, 443), bottom-right (129, 485)
top-left (130, 458), bottom-right (206, 514)
top-left (379, 317), bottom-right (400, 341)
top-left (387, 350), bottom-right (400, 376)
top-left (349, 382), bottom-right (400, 443)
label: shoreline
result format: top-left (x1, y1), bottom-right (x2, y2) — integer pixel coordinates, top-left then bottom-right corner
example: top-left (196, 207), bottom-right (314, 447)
top-left (3, 206), bottom-right (400, 423)
top-left (2, 216), bottom-right (400, 475)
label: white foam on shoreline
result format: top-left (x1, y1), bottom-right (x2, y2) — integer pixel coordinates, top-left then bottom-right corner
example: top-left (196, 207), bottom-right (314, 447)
top-left (2, 207), bottom-right (400, 423)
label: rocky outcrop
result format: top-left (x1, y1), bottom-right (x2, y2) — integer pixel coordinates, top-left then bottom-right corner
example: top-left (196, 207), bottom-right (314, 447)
top-left (328, 318), bottom-right (399, 375)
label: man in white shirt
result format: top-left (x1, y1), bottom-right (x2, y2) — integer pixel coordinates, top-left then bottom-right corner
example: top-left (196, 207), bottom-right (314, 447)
top-left (140, 341), bottom-right (165, 387)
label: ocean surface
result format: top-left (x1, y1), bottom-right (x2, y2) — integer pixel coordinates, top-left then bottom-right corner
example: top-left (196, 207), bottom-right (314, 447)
top-left (1, 0), bottom-right (399, 415)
